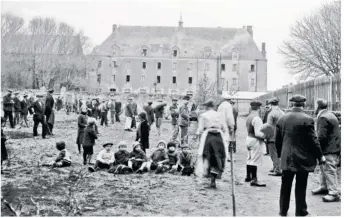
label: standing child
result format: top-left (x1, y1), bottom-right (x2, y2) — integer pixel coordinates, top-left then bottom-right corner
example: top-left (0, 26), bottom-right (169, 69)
top-left (147, 140), bottom-right (169, 174)
top-left (110, 141), bottom-right (132, 174)
top-left (177, 144), bottom-right (195, 176)
top-left (82, 118), bottom-right (98, 165)
top-left (76, 106), bottom-right (88, 154)
top-left (128, 142), bottom-right (148, 173)
top-left (166, 141), bottom-right (179, 173)
top-left (136, 112), bottom-right (150, 153)
top-left (89, 143), bottom-right (115, 172)
top-left (53, 141), bottom-right (72, 167)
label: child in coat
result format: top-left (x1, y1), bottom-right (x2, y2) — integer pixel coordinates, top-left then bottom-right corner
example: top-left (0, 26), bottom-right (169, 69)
top-left (82, 118), bottom-right (98, 165)
top-left (128, 141), bottom-right (148, 173)
top-left (147, 140), bottom-right (169, 174)
top-left (89, 143), bottom-right (115, 172)
top-left (177, 144), bottom-right (195, 176)
top-left (53, 141), bottom-right (72, 167)
top-left (135, 112), bottom-right (150, 153)
top-left (110, 141), bottom-right (132, 174)
top-left (166, 141), bottom-right (179, 173)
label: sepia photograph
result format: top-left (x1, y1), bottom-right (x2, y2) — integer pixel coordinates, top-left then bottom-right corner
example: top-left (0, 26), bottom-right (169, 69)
top-left (0, 0), bottom-right (341, 216)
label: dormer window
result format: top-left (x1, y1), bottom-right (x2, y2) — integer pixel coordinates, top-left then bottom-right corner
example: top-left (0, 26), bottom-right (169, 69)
top-left (173, 50), bottom-right (178, 57)
top-left (142, 49), bottom-right (147, 56)
top-left (113, 61), bottom-right (117, 68)
top-left (98, 61), bottom-right (102, 68)
top-left (142, 62), bottom-right (146, 69)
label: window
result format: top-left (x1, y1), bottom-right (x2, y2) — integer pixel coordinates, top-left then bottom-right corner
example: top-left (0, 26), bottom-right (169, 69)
top-left (157, 62), bottom-right (161, 70)
top-left (188, 63), bottom-right (193, 70)
top-left (188, 77), bottom-right (192, 84)
top-left (98, 61), bottom-right (102, 68)
top-left (251, 64), bottom-right (255, 72)
top-left (221, 64), bottom-right (226, 71)
top-left (173, 50), bottom-right (178, 57)
top-left (97, 74), bottom-right (101, 83)
top-left (172, 62), bottom-right (177, 70)
top-left (113, 61), bottom-right (117, 68)
top-left (232, 50), bottom-right (238, 60)
top-left (142, 62), bottom-right (146, 69)
top-left (232, 78), bottom-right (237, 85)
top-left (141, 75), bottom-right (145, 83)
top-left (232, 64), bottom-right (237, 72)
top-left (113, 75), bottom-right (115, 82)
top-left (250, 78), bottom-right (255, 86)
top-left (157, 76), bottom-right (161, 83)
top-left (205, 63), bottom-right (209, 71)
top-left (142, 49), bottom-right (147, 56)
top-left (172, 76), bottom-right (176, 84)
top-left (126, 75), bottom-right (130, 82)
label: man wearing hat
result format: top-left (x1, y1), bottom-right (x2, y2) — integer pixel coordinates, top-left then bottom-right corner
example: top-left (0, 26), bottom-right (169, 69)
top-left (245, 100), bottom-right (267, 187)
top-left (124, 97), bottom-right (134, 131)
top-left (217, 92), bottom-right (235, 161)
top-left (266, 97), bottom-right (285, 176)
top-left (178, 95), bottom-right (190, 145)
top-left (13, 92), bottom-right (21, 126)
top-left (19, 94), bottom-right (30, 128)
top-left (131, 100), bottom-right (138, 129)
top-left (169, 98), bottom-right (179, 142)
top-left (311, 99), bottom-right (341, 202)
top-left (276, 95), bottom-right (325, 216)
top-left (100, 99), bottom-right (109, 127)
top-left (143, 100), bottom-right (154, 127)
top-left (114, 97), bottom-right (122, 123)
top-left (45, 89), bottom-right (55, 135)
top-left (2, 90), bottom-right (15, 128)
top-left (154, 100), bottom-right (167, 136)
top-left (28, 94), bottom-right (48, 139)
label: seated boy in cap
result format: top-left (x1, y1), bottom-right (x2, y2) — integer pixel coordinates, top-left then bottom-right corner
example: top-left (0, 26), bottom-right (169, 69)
top-left (41, 141), bottom-right (72, 168)
top-left (128, 142), bottom-right (148, 173)
top-left (109, 141), bottom-right (132, 174)
top-left (147, 140), bottom-right (169, 174)
top-left (166, 141), bottom-right (179, 173)
top-left (89, 143), bottom-right (115, 172)
top-left (177, 144), bottom-right (195, 176)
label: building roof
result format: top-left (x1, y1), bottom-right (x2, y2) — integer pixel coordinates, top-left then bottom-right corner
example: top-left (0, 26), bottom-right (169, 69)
top-left (92, 25), bottom-right (265, 60)
top-left (223, 91), bottom-right (267, 100)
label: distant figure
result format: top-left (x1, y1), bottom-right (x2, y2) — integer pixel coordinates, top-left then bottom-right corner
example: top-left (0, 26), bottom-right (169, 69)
top-left (76, 106), bottom-right (88, 154)
top-left (144, 101), bottom-right (155, 127)
top-left (45, 89), bottom-right (55, 135)
top-left (13, 92), bottom-right (21, 126)
top-left (124, 97), bottom-right (134, 131)
top-left (135, 112), bottom-right (150, 153)
top-left (178, 96), bottom-right (190, 145)
top-left (28, 94), bottom-right (48, 139)
top-left (169, 98), bottom-right (179, 142)
top-left (20, 94), bottom-right (29, 128)
top-left (131, 101), bottom-right (138, 129)
top-left (115, 98), bottom-right (122, 123)
top-left (3, 90), bottom-right (14, 128)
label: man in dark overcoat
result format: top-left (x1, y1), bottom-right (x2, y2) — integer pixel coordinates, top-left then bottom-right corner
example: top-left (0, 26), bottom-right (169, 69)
top-left (144, 101), bottom-right (155, 126)
top-left (28, 94), bottom-right (48, 139)
top-left (45, 89), bottom-right (55, 135)
top-left (3, 90), bottom-right (15, 128)
top-left (13, 92), bottom-right (21, 126)
top-left (20, 94), bottom-right (30, 128)
top-left (275, 95), bottom-right (325, 216)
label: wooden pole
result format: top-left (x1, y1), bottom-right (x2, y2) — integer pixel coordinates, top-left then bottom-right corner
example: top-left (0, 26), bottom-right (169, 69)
top-left (230, 142), bottom-right (236, 216)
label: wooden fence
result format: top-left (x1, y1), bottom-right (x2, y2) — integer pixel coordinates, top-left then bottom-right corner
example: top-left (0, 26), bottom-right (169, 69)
top-left (256, 74), bottom-right (341, 111)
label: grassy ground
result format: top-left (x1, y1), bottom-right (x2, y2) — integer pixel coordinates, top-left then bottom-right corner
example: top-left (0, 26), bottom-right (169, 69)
top-left (1, 111), bottom-right (341, 216)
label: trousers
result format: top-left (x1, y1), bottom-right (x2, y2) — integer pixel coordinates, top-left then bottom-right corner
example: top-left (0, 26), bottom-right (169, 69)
top-left (110, 111), bottom-right (116, 124)
top-left (3, 111), bottom-right (14, 128)
top-left (319, 154), bottom-right (339, 196)
top-left (171, 124), bottom-right (179, 141)
top-left (180, 126), bottom-right (188, 145)
top-left (267, 141), bottom-right (281, 173)
top-left (100, 111), bottom-right (108, 126)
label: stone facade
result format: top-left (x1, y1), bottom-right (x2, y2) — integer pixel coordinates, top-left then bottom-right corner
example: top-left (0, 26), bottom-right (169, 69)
top-left (86, 19), bottom-right (267, 95)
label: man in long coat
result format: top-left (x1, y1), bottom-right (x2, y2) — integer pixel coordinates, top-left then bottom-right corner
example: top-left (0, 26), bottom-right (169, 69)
top-left (3, 90), bottom-right (15, 128)
top-left (169, 98), bottom-right (179, 142)
top-left (20, 94), bottom-right (30, 128)
top-left (13, 92), bottom-right (21, 126)
top-left (124, 97), bottom-right (134, 131)
top-left (144, 101), bottom-right (155, 126)
top-left (311, 99), bottom-right (341, 202)
top-left (28, 94), bottom-right (48, 139)
top-left (178, 95), bottom-right (190, 145)
top-left (276, 95), bottom-right (325, 216)
top-left (45, 89), bottom-right (55, 135)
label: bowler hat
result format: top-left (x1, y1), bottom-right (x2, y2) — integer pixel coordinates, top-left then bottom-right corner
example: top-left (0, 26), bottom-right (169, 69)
top-left (103, 143), bottom-right (113, 148)
top-left (202, 100), bottom-right (215, 108)
top-left (250, 100), bottom-right (262, 107)
top-left (289, 95), bottom-right (306, 103)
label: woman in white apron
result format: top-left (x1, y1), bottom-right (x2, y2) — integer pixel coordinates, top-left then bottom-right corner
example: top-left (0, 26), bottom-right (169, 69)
top-left (194, 100), bottom-right (229, 189)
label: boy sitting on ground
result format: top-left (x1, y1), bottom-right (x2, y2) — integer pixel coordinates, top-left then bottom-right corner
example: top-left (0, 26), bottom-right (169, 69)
top-left (42, 141), bottom-right (72, 168)
top-left (177, 144), bottom-right (195, 176)
top-left (147, 140), bottom-right (169, 174)
top-left (89, 143), bottom-right (115, 172)
top-left (128, 141), bottom-right (148, 173)
top-left (166, 141), bottom-right (179, 173)
top-left (109, 141), bottom-right (132, 174)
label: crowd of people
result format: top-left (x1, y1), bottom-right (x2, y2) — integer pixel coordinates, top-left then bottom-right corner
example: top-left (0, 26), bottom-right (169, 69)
top-left (1, 88), bottom-right (341, 216)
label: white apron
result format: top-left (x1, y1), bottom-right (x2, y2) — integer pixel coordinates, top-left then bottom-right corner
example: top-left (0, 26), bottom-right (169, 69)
top-left (246, 136), bottom-right (264, 166)
top-left (125, 117), bottom-right (132, 129)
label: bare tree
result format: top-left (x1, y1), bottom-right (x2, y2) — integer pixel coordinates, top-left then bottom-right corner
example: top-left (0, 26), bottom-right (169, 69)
top-left (1, 13), bottom-right (24, 37)
top-left (193, 74), bottom-right (220, 105)
top-left (279, 1), bottom-right (341, 80)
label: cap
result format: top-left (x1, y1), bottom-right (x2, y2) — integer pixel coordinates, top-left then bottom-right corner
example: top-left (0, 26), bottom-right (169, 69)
top-left (102, 143), bottom-right (113, 148)
top-left (250, 100), bottom-right (262, 107)
top-left (289, 95), bottom-right (306, 103)
top-left (56, 141), bottom-right (66, 150)
top-left (202, 100), bottom-right (215, 108)
top-left (132, 141), bottom-right (141, 149)
top-left (118, 141), bottom-right (127, 148)
top-left (172, 98), bottom-right (178, 101)
top-left (268, 97), bottom-right (279, 105)
top-left (48, 89), bottom-right (54, 93)
top-left (316, 99), bottom-right (328, 108)
top-left (167, 141), bottom-right (176, 149)
top-left (157, 140), bottom-right (166, 148)
top-left (23, 94), bottom-right (28, 97)
top-left (183, 95), bottom-right (190, 101)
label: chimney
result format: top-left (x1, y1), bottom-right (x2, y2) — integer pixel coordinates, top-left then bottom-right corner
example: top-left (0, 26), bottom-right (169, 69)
top-left (178, 13), bottom-right (183, 28)
top-left (261, 42), bottom-right (266, 58)
top-left (112, 24), bottom-right (117, 33)
top-left (246, 25), bottom-right (253, 37)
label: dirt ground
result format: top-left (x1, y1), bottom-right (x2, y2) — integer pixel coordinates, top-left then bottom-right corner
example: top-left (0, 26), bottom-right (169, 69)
top-left (1, 111), bottom-right (341, 216)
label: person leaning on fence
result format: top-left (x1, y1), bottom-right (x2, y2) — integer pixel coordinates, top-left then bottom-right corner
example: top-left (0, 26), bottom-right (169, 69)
top-left (311, 99), bottom-right (341, 202)
top-left (135, 112), bottom-right (150, 153)
top-left (82, 118), bottom-right (98, 165)
top-left (89, 143), bottom-right (115, 173)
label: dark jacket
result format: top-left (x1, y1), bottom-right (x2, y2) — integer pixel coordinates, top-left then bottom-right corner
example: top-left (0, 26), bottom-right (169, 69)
top-left (115, 102), bottom-right (122, 112)
top-left (125, 103), bottom-right (134, 117)
top-left (45, 93), bottom-right (54, 116)
top-left (3, 94), bottom-right (14, 112)
top-left (76, 113), bottom-right (87, 144)
top-left (167, 150), bottom-right (179, 165)
top-left (154, 103), bottom-right (166, 119)
top-left (83, 125), bottom-right (98, 147)
top-left (144, 105), bottom-right (155, 124)
top-left (316, 110), bottom-right (341, 155)
top-left (233, 107), bottom-right (238, 131)
top-left (130, 149), bottom-right (147, 161)
top-left (136, 120), bottom-right (150, 150)
top-left (87, 104), bottom-right (98, 118)
top-left (262, 107), bottom-right (271, 123)
top-left (131, 102), bottom-right (138, 116)
top-left (28, 100), bottom-right (45, 121)
top-left (115, 150), bottom-right (130, 165)
top-left (13, 97), bottom-right (21, 112)
top-left (170, 105), bottom-right (179, 125)
top-left (275, 107), bottom-right (323, 172)
top-left (20, 99), bottom-right (29, 115)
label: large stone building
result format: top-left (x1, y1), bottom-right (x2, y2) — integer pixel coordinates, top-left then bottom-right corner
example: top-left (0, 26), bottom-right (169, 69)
top-left (86, 17), bottom-right (267, 95)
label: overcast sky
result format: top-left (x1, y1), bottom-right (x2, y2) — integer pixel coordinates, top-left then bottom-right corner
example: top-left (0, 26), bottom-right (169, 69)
top-left (2, 0), bottom-right (330, 91)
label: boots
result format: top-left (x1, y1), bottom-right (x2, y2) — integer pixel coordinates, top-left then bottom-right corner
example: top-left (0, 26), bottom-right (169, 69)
top-left (250, 178), bottom-right (266, 187)
top-left (245, 165), bottom-right (252, 182)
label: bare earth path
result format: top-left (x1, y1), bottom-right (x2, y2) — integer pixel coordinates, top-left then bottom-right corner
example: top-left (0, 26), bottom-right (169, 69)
top-left (1, 111), bottom-right (341, 216)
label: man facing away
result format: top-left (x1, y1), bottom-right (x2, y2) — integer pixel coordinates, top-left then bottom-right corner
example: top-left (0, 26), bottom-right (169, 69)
top-left (170, 98), bottom-right (179, 142)
top-left (178, 95), bottom-right (190, 145)
top-left (3, 90), bottom-right (15, 128)
top-left (28, 94), bottom-right (48, 139)
top-left (311, 99), bottom-right (341, 202)
top-left (45, 89), bottom-right (55, 135)
top-left (276, 95), bottom-right (325, 216)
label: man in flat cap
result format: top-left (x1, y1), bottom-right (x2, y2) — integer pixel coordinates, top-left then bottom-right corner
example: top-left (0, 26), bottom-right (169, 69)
top-left (169, 98), bottom-right (179, 142)
top-left (266, 97), bottom-right (285, 176)
top-left (245, 100), bottom-right (266, 187)
top-left (178, 95), bottom-right (190, 145)
top-left (13, 92), bottom-right (21, 127)
top-left (311, 99), bottom-right (341, 202)
top-left (28, 94), bottom-right (48, 139)
top-left (19, 94), bottom-right (30, 128)
top-left (124, 97), bottom-right (134, 131)
top-left (45, 89), bottom-right (54, 135)
top-left (144, 100), bottom-right (155, 127)
top-left (276, 95), bottom-right (325, 216)
top-left (2, 90), bottom-right (15, 128)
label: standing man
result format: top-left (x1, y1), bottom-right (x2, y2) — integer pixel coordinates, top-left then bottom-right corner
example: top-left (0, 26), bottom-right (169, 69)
top-left (109, 98), bottom-right (116, 124)
top-left (13, 92), bottom-right (21, 126)
top-left (311, 99), bottom-right (341, 202)
top-left (3, 90), bottom-right (15, 129)
top-left (154, 100), bottom-right (167, 136)
top-left (114, 97), bottom-right (122, 123)
top-left (100, 99), bottom-right (109, 126)
top-left (170, 98), bottom-right (179, 142)
top-left (245, 100), bottom-right (266, 187)
top-left (266, 98), bottom-right (285, 176)
top-left (178, 95), bottom-right (190, 145)
top-left (28, 94), bottom-right (48, 139)
top-left (144, 101), bottom-right (155, 127)
top-left (20, 94), bottom-right (29, 128)
top-left (124, 97), bottom-right (134, 131)
top-left (230, 99), bottom-right (238, 154)
top-left (276, 95), bottom-right (325, 216)
top-left (131, 100), bottom-right (138, 129)
top-left (262, 100), bottom-right (272, 155)
top-left (217, 93), bottom-right (235, 162)
top-left (45, 89), bottom-right (55, 135)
